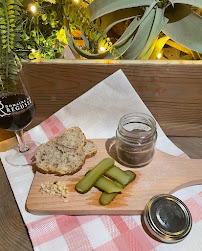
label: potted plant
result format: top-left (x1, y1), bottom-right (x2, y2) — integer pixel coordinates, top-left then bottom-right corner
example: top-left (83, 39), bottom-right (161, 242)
top-left (1, 0), bottom-right (201, 62)
top-left (63, 0), bottom-right (202, 60)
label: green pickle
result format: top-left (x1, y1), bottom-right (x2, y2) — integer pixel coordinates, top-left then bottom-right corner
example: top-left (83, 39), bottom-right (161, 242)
top-left (99, 170), bottom-right (136, 205)
top-left (75, 157), bottom-right (136, 206)
top-left (75, 158), bottom-right (114, 194)
top-left (105, 165), bottom-right (131, 186)
top-left (94, 176), bottom-right (123, 193)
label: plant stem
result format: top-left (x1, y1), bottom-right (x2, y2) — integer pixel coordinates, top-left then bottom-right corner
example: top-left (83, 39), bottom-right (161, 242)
top-left (2, 0), bottom-right (10, 91)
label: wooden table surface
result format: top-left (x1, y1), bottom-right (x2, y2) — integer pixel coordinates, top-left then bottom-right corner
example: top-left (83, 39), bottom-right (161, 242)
top-left (0, 136), bottom-right (201, 251)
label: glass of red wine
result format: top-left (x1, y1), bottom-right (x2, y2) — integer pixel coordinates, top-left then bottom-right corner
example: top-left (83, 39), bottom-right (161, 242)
top-left (0, 70), bottom-right (39, 166)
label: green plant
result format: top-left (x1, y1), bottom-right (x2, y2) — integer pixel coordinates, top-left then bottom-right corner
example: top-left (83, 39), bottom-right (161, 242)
top-left (1, 0), bottom-right (201, 90)
top-left (17, 0), bottom-right (67, 60)
top-left (63, 0), bottom-right (120, 58)
top-left (0, 0), bottom-right (22, 92)
top-left (65, 0), bottom-right (202, 59)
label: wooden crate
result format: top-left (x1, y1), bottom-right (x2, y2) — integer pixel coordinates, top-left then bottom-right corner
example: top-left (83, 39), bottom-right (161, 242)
top-left (1, 59), bottom-right (201, 140)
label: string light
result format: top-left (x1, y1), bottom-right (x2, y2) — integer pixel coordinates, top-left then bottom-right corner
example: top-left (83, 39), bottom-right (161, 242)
top-left (29, 4), bottom-right (37, 14)
top-left (72, 0), bottom-right (82, 5)
top-left (31, 49), bottom-right (35, 53)
top-left (99, 46), bottom-right (106, 52)
top-left (157, 52), bottom-right (162, 59)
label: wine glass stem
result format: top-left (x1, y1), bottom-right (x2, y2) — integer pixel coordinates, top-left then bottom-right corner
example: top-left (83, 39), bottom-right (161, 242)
top-left (15, 130), bottom-right (29, 153)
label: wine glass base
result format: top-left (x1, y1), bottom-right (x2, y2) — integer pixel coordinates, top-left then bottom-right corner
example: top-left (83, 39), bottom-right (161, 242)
top-left (5, 141), bottom-right (40, 167)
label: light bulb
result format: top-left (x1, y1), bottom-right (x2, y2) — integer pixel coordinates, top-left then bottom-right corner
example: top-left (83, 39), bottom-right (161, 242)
top-left (29, 4), bottom-right (37, 14)
top-left (157, 53), bottom-right (162, 59)
top-left (31, 49), bottom-right (35, 53)
top-left (99, 46), bottom-right (106, 52)
top-left (72, 0), bottom-right (82, 5)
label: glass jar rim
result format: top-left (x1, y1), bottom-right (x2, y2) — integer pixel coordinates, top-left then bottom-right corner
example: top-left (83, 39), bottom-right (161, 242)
top-left (118, 112), bottom-right (156, 140)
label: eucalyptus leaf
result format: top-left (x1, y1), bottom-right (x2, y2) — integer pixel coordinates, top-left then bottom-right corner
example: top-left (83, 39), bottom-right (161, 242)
top-left (80, 26), bottom-right (90, 49)
top-left (65, 17), bottom-right (120, 59)
top-left (88, 0), bottom-right (154, 20)
top-left (163, 7), bottom-right (202, 53)
top-left (69, 29), bottom-right (109, 59)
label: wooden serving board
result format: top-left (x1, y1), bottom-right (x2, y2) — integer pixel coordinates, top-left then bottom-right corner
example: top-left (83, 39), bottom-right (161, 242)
top-left (26, 138), bottom-right (202, 215)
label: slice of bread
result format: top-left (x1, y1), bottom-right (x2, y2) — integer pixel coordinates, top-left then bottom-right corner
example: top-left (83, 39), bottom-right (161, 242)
top-left (83, 140), bottom-right (97, 158)
top-left (35, 141), bottom-right (86, 175)
top-left (35, 126), bottom-right (97, 176)
top-left (54, 126), bottom-right (86, 150)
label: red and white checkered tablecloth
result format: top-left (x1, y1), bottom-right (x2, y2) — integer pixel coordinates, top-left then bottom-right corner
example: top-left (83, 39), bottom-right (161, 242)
top-left (1, 70), bottom-right (202, 251)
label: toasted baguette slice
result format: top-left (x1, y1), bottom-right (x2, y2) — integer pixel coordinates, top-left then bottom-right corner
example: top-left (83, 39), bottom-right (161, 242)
top-left (54, 126), bottom-right (86, 150)
top-left (83, 140), bottom-right (97, 158)
top-left (35, 141), bottom-right (86, 175)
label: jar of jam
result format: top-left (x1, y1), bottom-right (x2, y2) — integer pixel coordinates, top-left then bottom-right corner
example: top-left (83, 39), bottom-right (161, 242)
top-left (115, 112), bottom-right (157, 167)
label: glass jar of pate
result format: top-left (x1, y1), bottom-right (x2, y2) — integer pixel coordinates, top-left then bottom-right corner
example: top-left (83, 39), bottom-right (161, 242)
top-left (115, 112), bottom-right (157, 167)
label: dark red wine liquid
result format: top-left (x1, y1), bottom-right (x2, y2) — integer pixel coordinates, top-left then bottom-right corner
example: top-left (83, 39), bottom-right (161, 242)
top-left (0, 93), bottom-right (35, 131)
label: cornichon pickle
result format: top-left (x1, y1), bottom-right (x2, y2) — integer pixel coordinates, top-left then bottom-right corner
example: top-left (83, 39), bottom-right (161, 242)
top-left (94, 176), bottom-right (123, 193)
top-left (99, 191), bottom-right (118, 206)
top-left (99, 170), bottom-right (136, 205)
top-left (75, 158), bottom-right (114, 194)
top-left (105, 165), bottom-right (131, 186)
top-left (125, 170), bottom-right (136, 182)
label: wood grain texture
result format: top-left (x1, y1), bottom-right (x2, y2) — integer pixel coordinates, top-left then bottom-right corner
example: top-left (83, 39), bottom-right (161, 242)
top-left (0, 136), bottom-right (201, 250)
top-left (21, 60), bottom-right (202, 137)
top-left (0, 129), bottom-right (15, 142)
top-left (169, 137), bottom-right (202, 159)
top-left (0, 137), bottom-right (17, 152)
top-left (26, 138), bottom-right (202, 216)
top-left (0, 163), bottom-right (33, 251)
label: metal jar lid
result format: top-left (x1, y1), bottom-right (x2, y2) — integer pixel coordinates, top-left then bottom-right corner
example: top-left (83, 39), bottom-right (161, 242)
top-left (143, 194), bottom-right (192, 243)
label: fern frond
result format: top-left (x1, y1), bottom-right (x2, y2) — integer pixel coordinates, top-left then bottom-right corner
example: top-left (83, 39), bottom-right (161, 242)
top-left (0, 0), bottom-right (22, 93)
